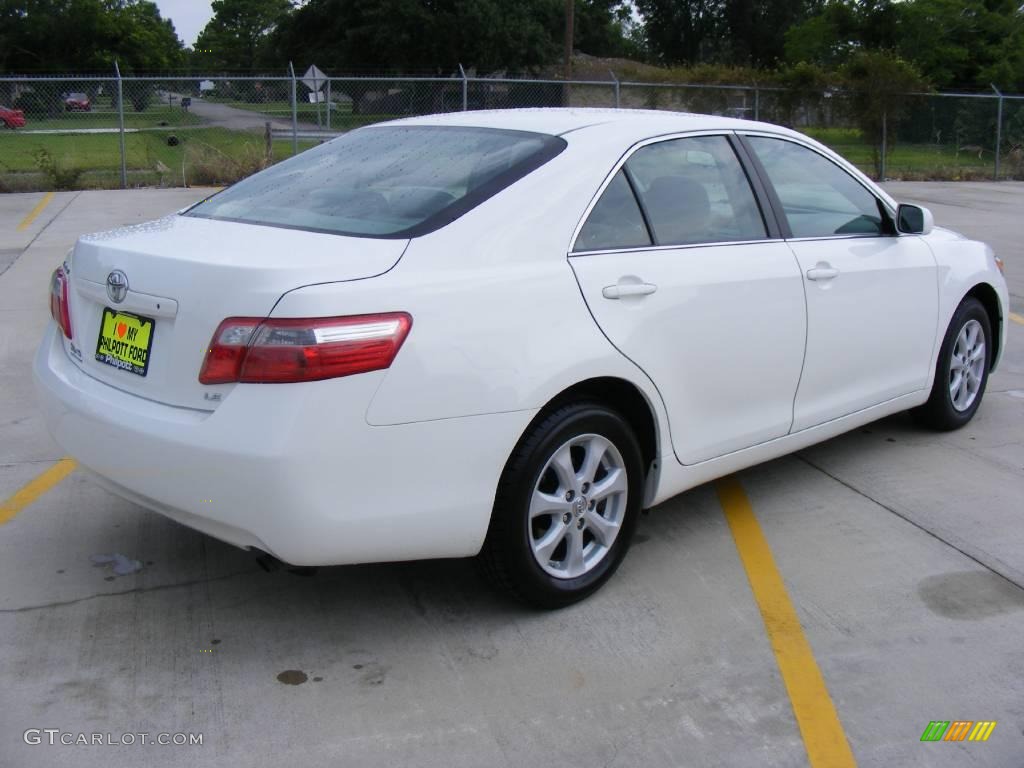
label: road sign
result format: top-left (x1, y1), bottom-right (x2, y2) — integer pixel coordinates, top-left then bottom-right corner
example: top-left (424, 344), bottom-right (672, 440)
top-left (302, 65), bottom-right (327, 91)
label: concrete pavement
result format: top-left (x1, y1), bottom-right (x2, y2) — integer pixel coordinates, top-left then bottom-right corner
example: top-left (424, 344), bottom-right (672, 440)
top-left (0, 183), bottom-right (1022, 767)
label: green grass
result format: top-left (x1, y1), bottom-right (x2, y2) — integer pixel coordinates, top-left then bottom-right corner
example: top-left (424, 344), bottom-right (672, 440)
top-left (0, 128), bottom-right (316, 190)
top-left (804, 127), bottom-right (998, 180)
top-left (16, 103), bottom-right (204, 131)
top-left (1, 121), bottom-right (1010, 192)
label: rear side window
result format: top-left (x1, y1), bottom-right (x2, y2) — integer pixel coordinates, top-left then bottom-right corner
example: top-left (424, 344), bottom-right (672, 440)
top-left (625, 135), bottom-right (767, 246)
top-left (185, 126), bottom-right (566, 238)
top-left (574, 170), bottom-right (652, 252)
top-left (746, 136), bottom-right (885, 238)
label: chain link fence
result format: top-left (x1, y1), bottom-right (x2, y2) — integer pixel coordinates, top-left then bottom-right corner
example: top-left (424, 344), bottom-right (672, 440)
top-left (2, 67), bottom-right (1022, 191)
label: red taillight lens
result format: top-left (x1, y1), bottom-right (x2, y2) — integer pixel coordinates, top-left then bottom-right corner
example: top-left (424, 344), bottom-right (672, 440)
top-left (49, 266), bottom-right (72, 339)
top-left (199, 313), bottom-right (412, 385)
top-left (198, 318), bottom-right (262, 384)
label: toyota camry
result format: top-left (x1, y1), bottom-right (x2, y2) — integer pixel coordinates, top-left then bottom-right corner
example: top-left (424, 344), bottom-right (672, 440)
top-left (34, 109), bottom-right (1009, 607)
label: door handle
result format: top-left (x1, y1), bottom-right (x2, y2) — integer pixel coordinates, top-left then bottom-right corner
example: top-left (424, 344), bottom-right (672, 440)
top-left (806, 263), bottom-right (840, 281)
top-left (602, 282), bottom-right (658, 299)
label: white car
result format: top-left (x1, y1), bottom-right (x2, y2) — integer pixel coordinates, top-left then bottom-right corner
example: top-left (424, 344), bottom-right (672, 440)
top-left (34, 109), bottom-right (1009, 607)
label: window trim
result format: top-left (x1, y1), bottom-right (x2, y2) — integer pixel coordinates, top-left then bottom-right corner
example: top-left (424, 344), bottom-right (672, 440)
top-left (569, 130), bottom-right (780, 256)
top-left (573, 167), bottom-right (655, 253)
top-left (736, 132), bottom-right (899, 242)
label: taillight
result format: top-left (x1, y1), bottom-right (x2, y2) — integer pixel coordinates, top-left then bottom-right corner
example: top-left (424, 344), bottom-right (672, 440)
top-left (199, 313), bottom-right (412, 385)
top-left (49, 266), bottom-right (73, 339)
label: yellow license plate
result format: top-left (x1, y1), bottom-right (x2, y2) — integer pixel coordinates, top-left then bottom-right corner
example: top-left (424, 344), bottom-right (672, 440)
top-left (95, 308), bottom-right (155, 377)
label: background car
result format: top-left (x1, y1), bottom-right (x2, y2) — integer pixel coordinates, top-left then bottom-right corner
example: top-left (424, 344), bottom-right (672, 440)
top-left (0, 105), bottom-right (26, 128)
top-left (64, 92), bottom-right (91, 111)
top-left (34, 110), bottom-right (1009, 608)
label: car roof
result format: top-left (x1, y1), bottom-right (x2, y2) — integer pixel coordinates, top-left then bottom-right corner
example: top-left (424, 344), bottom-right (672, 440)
top-left (384, 107), bottom-right (803, 142)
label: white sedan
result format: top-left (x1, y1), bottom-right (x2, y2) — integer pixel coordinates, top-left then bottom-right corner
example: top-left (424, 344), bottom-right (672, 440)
top-left (34, 109), bottom-right (1009, 607)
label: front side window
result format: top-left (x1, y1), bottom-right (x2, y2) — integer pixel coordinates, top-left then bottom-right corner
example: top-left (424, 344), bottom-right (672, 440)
top-left (185, 126), bottom-right (566, 238)
top-left (746, 136), bottom-right (886, 238)
top-left (625, 135), bottom-right (767, 246)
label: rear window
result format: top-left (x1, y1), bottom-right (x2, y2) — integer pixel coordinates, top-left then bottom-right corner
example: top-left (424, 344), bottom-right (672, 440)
top-left (185, 125), bottom-right (566, 238)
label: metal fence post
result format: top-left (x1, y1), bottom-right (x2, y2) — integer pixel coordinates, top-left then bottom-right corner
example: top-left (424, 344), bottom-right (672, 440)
top-left (458, 64), bottom-right (468, 111)
top-left (288, 62), bottom-right (298, 154)
top-left (992, 84), bottom-right (1003, 180)
top-left (880, 109), bottom-right (887, 181)
top-left (326, 78), bottom-right (331, 131)
top-left (114, 62), bottom-right (127, 189)
top-left (609, 70), bottom-right (620, 108)
top-left (753, 84), bottom-right (760, 121)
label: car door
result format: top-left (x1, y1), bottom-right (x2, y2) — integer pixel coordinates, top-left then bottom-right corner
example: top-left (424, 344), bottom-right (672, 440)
top-left (569, 133), bottom-right (807, 465)
top-left (742, 135), bottom-right (939, 432)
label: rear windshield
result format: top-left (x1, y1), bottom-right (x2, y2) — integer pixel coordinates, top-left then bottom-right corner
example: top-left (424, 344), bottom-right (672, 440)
top-left (185, 125), bottom-right (566, 238)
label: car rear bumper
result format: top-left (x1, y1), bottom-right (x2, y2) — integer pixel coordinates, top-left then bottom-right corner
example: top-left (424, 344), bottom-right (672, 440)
top-left (34, 324), bottom-right (534, 566)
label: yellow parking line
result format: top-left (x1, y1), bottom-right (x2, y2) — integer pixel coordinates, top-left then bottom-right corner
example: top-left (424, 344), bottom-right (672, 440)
top-left (716, 476), bottom-right (857, 768)
top-left (1009, 312), bottom-right (1024, 326)
top-left (0, 458), bottom-right (77, 525)
top-left (16, 191), bottom-right (55, 232)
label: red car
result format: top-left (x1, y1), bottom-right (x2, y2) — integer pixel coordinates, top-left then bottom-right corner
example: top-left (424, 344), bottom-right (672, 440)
top-left (0, 106), bottom-right (26, 128)
top-left (64, 93), bottom-right (91, 111)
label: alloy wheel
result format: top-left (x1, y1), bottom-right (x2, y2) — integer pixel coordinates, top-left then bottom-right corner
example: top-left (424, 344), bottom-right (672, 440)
top-left (528, 434), bottom-right (628, 579)
top-left (949, 318), bottom-right (985, 412)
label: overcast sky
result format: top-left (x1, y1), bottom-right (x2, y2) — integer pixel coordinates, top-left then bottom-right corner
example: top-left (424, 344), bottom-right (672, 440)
top-left (155, 0), bottom-right (214, 47)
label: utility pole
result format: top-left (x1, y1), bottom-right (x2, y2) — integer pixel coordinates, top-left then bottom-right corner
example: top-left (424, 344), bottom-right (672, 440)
top-left (564, 0), bottom-right (574, 80)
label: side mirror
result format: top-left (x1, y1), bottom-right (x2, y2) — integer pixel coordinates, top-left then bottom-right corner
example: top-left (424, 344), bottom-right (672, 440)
top-left (896, 203), bottom-right (933, 235)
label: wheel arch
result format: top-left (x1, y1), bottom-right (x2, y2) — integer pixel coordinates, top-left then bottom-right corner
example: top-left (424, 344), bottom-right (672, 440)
top-left (511, 376), bottom-right (662, 507)
top-left (965, 282), bottom-right (1003, 370)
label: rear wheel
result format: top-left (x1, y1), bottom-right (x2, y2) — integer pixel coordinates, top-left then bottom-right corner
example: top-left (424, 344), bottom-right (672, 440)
top-left (914, 296), bottom-right (991, 430)
top-left (479, 402), bottom-right (644, 608)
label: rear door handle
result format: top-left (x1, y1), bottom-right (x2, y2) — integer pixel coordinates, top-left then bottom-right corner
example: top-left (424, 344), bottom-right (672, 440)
top-left (602, 282), bottom-right (658, 299)
top-left (806, 263), bottom-right (840, 281)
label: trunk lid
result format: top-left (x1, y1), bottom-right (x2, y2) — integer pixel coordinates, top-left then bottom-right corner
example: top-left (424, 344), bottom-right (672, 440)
top-left (63, 214), bottom-right (407, 410)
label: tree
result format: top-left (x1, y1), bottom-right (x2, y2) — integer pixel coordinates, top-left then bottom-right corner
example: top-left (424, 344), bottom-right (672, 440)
top-left (783, 0), bottom-right (859, 68)
top-left (272, 0), bottom-right (577, 74)
top-left (574, 0), bottom-right (639, 59)
top-left (896, 0), bottom-right (1024, 91)
top-left (786, 0), bottom-right (1024, 91)
top-left (722, 0), bottom-right (822, 67)
top-left (193, 0), bottom-right (293, 71)
top-left (0, 0), bottom-right (183, 73)
top-left (634, 0), bottom-right (724, 65)
top-left (636, 0), bottom-right (825, 67)
top-left (841, 51), bottom-right (927, 176)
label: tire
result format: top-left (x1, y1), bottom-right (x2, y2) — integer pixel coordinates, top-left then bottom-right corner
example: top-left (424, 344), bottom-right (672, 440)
top-left (478, 401), bottom-right (644, 609)
top-left (913, 296), bottom-right (992, 430)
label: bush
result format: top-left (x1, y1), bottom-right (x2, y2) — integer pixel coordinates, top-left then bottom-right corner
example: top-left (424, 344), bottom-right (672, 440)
top-left (773, 62), bottom-right (831, 127)
top-left (130, 88), bottom-right (153, 112)
top-left (840, 52), bottom-right (928, 178)
top-left (184, 141), bottom-right (271, 186)
top-left (33, 148), bottom-right (83, 190)
top-left (14, 90), bottom-right (62, 118)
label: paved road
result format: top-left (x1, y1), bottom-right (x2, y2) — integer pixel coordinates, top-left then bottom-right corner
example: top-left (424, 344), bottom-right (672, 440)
top-left (886, 181), bottom-right (1024, 303)
top-left (177, 94), bottom-right (320, 133)
top-left (0, 185), bottom-right (1021, 768)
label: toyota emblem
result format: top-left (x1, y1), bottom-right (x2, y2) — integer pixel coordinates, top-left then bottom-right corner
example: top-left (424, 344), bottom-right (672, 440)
top-left (106, 270), bottom-right (128, 303)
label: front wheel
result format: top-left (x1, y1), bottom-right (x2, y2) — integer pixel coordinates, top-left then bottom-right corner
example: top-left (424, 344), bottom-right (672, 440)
top-left (914, 296), bottom-right (992, 430)
top-left (479, 402), bottom-right (644, 608)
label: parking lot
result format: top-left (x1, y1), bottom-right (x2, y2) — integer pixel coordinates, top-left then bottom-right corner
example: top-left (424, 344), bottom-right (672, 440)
top-left (1, 182), bottom-right (1023, 767)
